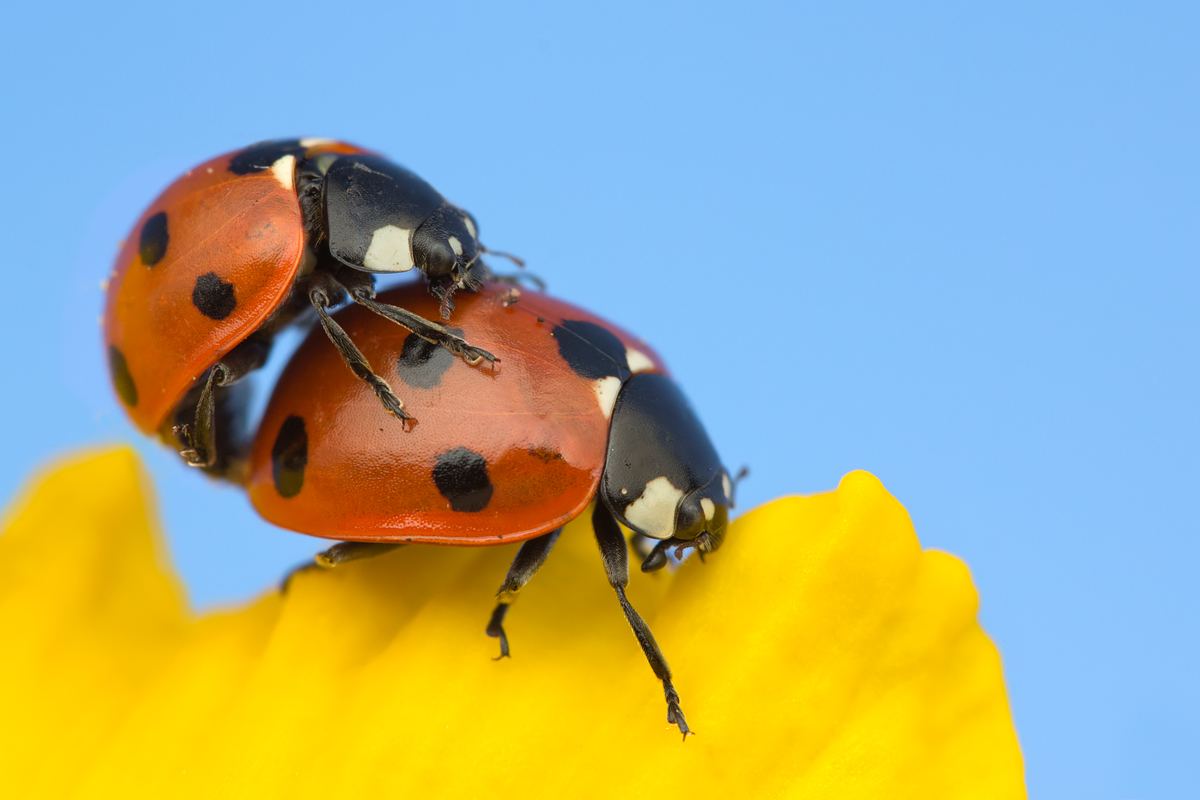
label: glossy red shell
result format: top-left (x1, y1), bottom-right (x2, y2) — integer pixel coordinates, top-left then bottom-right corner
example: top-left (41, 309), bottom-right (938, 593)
top-left (246, 283), bottom-right (668, 545)
top-left (103, 140), bottom-right (369, 433)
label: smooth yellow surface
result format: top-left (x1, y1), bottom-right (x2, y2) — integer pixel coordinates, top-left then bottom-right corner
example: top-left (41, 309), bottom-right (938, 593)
top-left (0, 449), bottom-right (1025, 798)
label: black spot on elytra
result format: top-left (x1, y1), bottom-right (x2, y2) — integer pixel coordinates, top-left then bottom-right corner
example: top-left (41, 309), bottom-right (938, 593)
top-left (139, 212), bottom-right (168, 266)
top-left (552, 319), bottom-right (630, 380)
top-left (192, 272), bottom-right (237, 320)
top-left (272, 415), bottom-right (308, 498)
top-left (108, 345), bottom-right (138, 407)
top-left (396, 328), bottom-right (463, 389)
top-left (228, 139), bottom-right (306, 175)
top-left (432, 447), bottom-right (493, 512)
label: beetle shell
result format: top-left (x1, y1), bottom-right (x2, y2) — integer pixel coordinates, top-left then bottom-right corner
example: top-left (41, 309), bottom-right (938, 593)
top-left (246, 283), bottom-right (667, 544)
top-left (104, 139), bottom-right (369, 434)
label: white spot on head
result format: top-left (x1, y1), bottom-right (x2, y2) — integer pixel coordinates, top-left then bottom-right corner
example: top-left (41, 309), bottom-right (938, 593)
top-left (363, 225), bottom-right (415, 272)
top-left (722, 472), bottom-right (732, 500)
top-left (463, 215), bottom-right (477, 239)
top-left (700, 497), bottom-right (716, 521)
top-left (205, 167), bottom-right (213, 174)
top-left (448, 236), bottom-right (463, 257)
top-left (300, 137), bottom-right (336, 148)
top-left (624, 477), bottom-right (685, 539)
top-left (626, 348), bottom-right (655, 374)
top-left (270, 154), bottom-right (296, 190)
top-left (593, 376), bottom-right (622, 418)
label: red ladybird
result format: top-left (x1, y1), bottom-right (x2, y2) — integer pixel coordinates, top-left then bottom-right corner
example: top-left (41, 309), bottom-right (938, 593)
top-left (104, 138), bottom-right (502, 476)
top-left (246, 282), bottom-right (733, 738)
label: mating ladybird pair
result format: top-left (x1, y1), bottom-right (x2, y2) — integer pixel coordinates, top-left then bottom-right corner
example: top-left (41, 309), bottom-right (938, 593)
top-left (104, 139), bottom-right (732, 738)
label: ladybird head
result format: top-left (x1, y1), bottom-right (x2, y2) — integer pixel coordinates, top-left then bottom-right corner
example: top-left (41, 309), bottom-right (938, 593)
top-left (412, 203), bottom-right (481, 284)
top-left (638, 470), bottom-right (732, 572)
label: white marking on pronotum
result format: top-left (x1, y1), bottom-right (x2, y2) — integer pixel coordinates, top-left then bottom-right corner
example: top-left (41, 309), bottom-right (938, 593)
top-left (593, 376), bottom-right (622, 419)
top-left (299, 137), bottom-right (335, 148)
top-left (722, 472), bottom-right (733, 500)
top-left (624, 477), bottom-right (685, 539)
top-left (363, 225), bottom-right (415, 272)
top-left (298, 247), bottom-right (318, 277)
top-left (462, 215), bottom-right (477, 239)
top-left (270, 155), bottom-right (296, 191)
top-left (626, 347), bottom-right (655, 374)
top-left (700, 498), bottom-right (716, 521)
top-left (448, 236), bottom-right (463, 256)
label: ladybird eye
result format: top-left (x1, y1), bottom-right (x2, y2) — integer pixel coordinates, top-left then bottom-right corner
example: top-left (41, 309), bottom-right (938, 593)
top-left (423, 240), bottom-right (457, 278)
top-left (675, 496), bottom-right (705, 539)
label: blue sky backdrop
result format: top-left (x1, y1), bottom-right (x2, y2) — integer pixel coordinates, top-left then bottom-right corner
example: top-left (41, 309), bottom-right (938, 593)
top-left (3, 1), bottom-right (1196, 795)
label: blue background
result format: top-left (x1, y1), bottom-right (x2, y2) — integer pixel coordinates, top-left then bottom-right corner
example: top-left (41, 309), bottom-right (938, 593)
top-left (3, 1), bottom-right (1195, 795)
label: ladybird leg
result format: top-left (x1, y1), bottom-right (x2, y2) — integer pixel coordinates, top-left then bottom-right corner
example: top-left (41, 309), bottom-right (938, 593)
top-left (639, 538), bottom-right (674, 573)
top-left (280, 542), bottom-right (404, 593)
top-left (353, 293), bottom-right (497, 366)
top-left (314, 541), bottom-right (403, 568)
top-left (337, 279), bottom-right (498, 367)
top-left (629, 530), bottom-right (657, 562)
top-left (331, 268), bottom-right (496, 365)
top-left (592, 501), bottom-right (692, 741)
top-left (174, 365), bottom-right (221, 468)
top-left (174, 338), bottom-right (270, 468)
top-left (487, 528), bottom-right (563, 659)
top-left (308, 277), bottom-right (413, 424)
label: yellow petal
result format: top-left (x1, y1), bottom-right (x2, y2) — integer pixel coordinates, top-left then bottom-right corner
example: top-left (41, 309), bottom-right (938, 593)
top-left (0, 449), bottom-right (1025, 798)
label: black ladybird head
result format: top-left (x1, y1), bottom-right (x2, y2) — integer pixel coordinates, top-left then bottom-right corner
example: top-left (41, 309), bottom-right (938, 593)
top-left (637, 471), bottom-right (732, 573)
top-left (412, 203), bottom-right (481, 283)
top-left (675, 472), bottom-right (731, 553)
top-left (601, 373), bottom-right (732, 573)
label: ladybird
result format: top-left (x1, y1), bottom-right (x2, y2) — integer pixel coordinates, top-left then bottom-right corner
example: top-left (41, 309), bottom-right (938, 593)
top-left (104, 138), bottom-right (506, 475)
top-left (246, 283), bottom-right (733, 738)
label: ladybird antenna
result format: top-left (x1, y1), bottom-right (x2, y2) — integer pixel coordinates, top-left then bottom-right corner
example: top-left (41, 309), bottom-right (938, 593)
top-left (486, 270), bottom-right (547, 293)
top-left (519, 272), bottom-right (547, 291)
top-left (730, 466), bottom-right (750, 508)
top-left (482, 245), bottom-right (526, 269)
